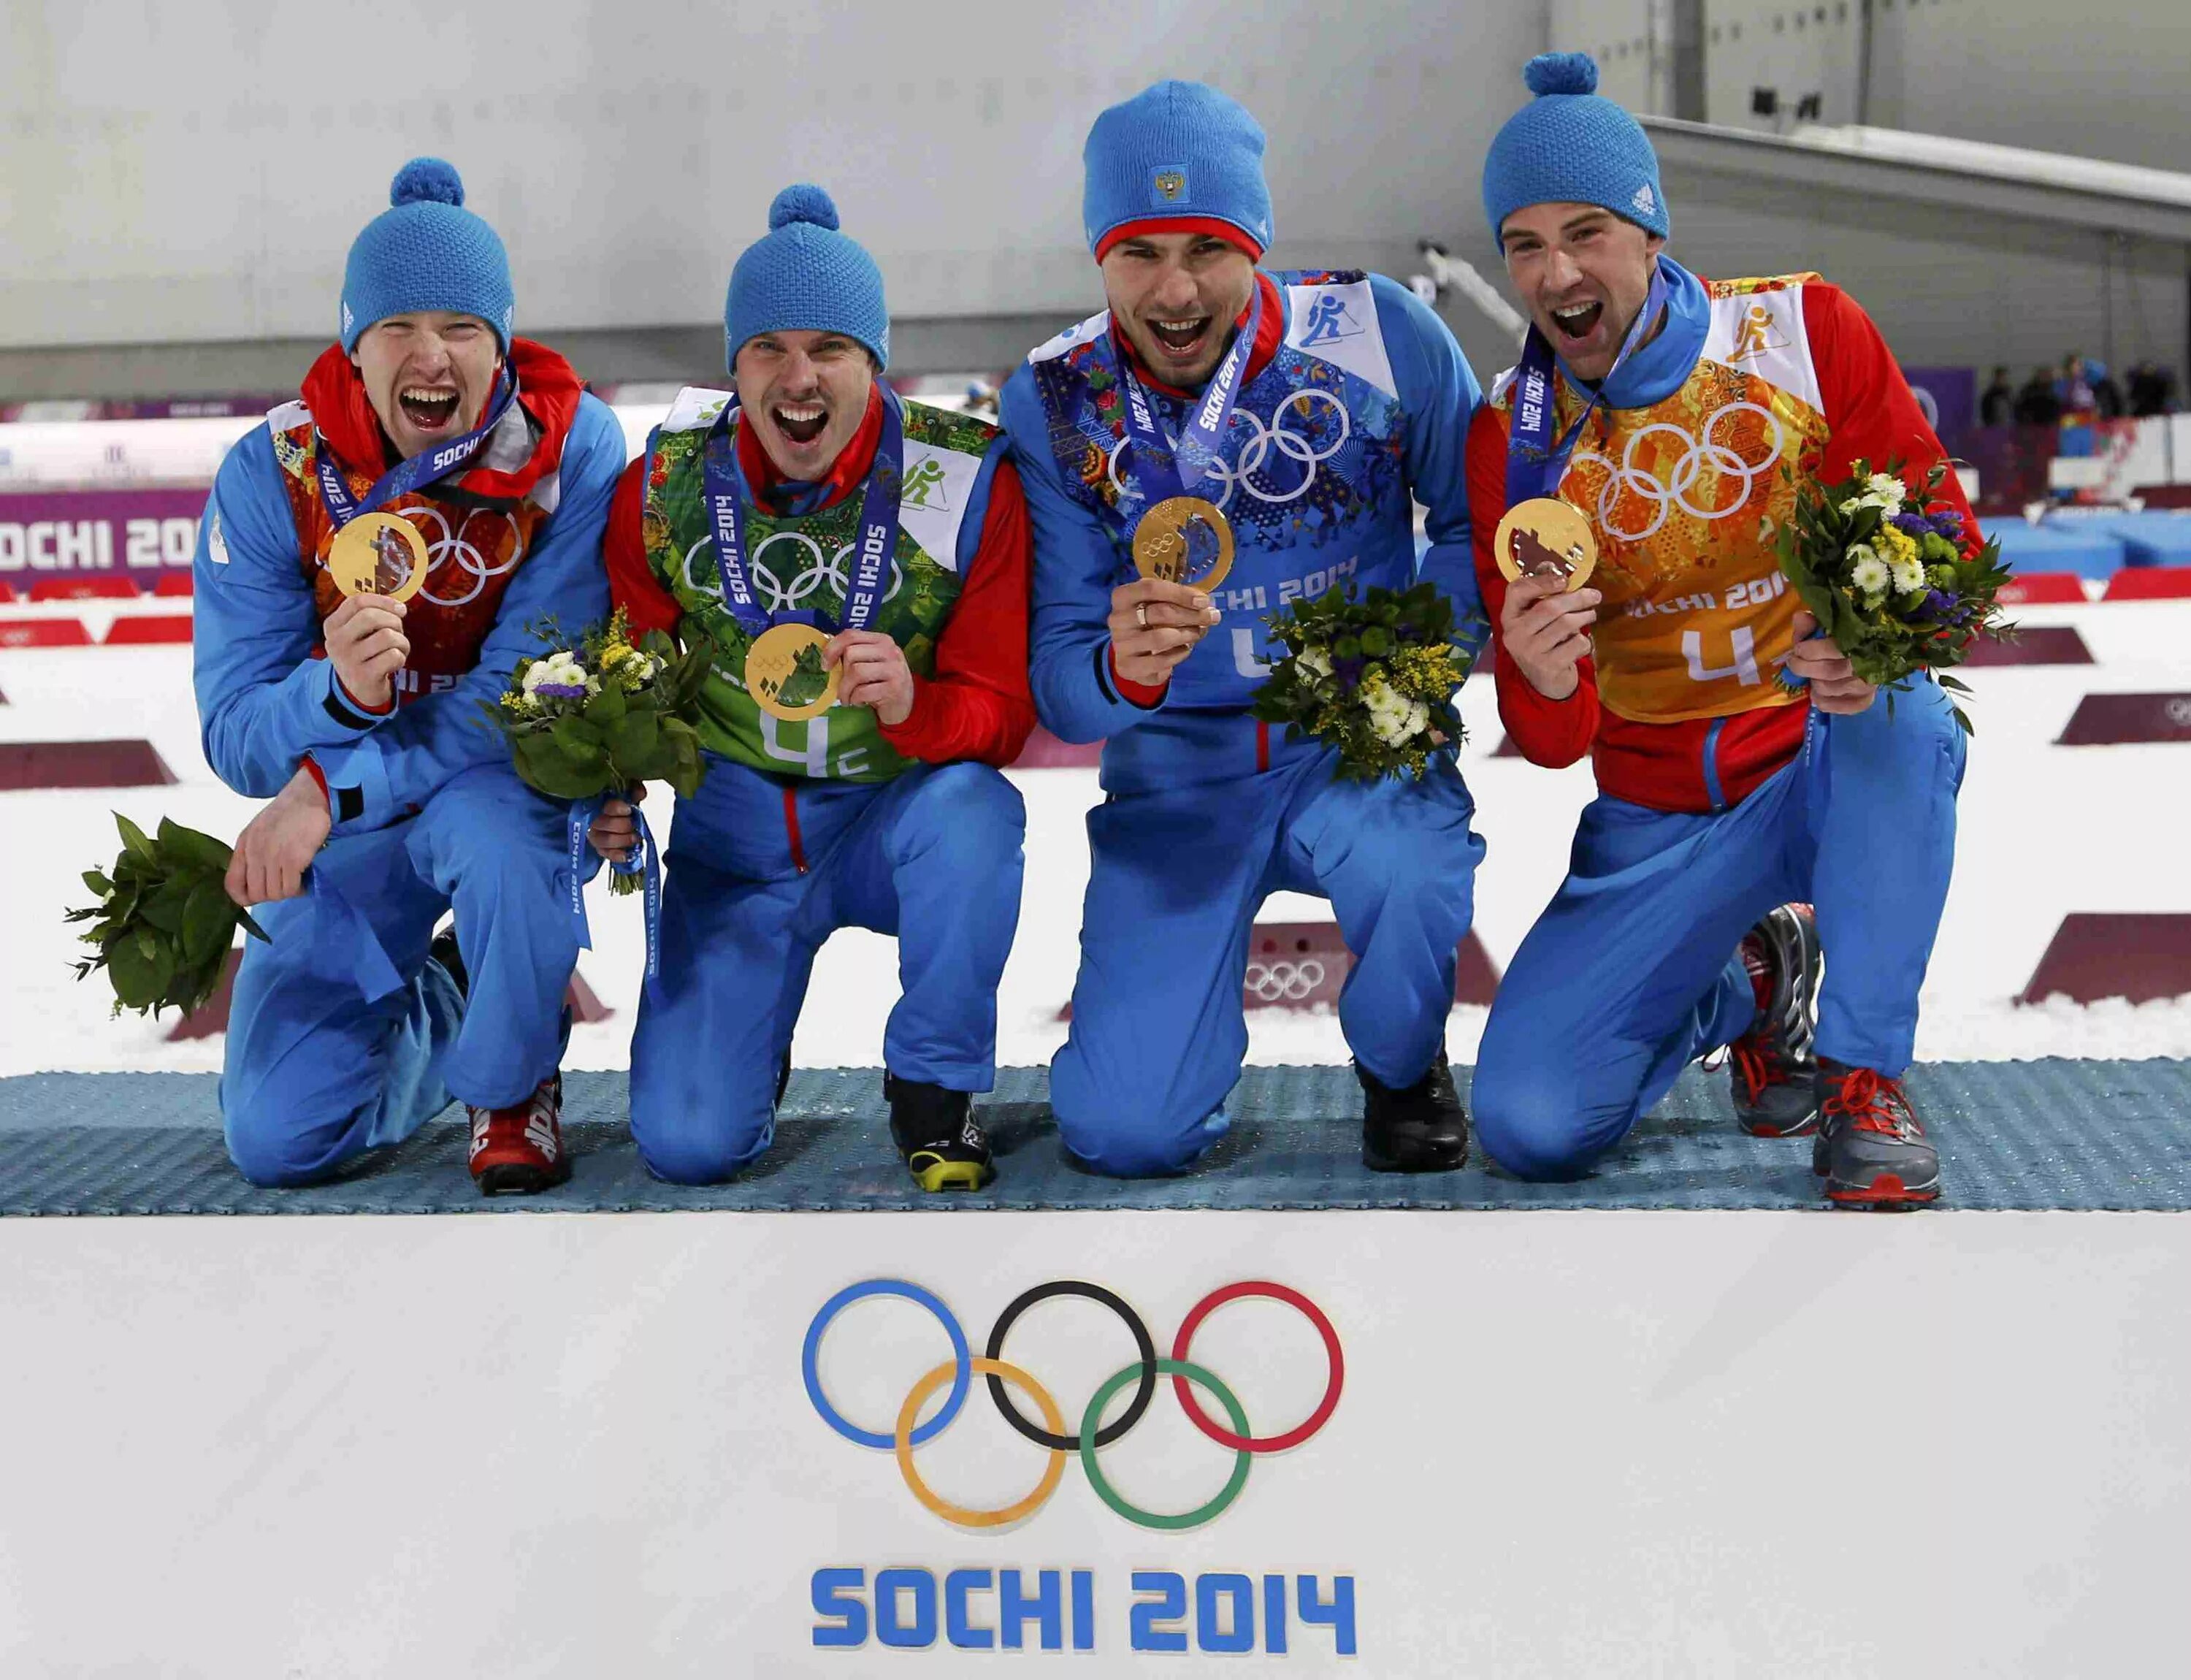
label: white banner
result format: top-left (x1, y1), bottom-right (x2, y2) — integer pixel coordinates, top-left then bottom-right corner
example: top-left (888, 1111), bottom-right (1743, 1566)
top-left (1, 1210), bottom-right (2187, 1676)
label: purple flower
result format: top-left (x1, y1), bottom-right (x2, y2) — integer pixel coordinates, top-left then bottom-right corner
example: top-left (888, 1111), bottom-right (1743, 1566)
top-left (1930, 510), bottom-right (1965, 541)
top-left (1333, 655), bottom-right (1366, 692)
top-left (533, 681), bottom-right (588, 700)
top-left (1890, 511), bottom-right (1933, 541)
top-left (1916, 589), bottom-right (1956, 623)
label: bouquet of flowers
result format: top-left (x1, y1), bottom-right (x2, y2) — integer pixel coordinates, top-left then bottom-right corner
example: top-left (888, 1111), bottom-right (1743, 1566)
top-left (482, 609), bottom-right (711, 892)
top-left (1774, 458), bottom-right (2013, 731)
top-left (66, 814), bottom-right (269, 1019)
top-left (1250, 581), bottom-right (1474, 781)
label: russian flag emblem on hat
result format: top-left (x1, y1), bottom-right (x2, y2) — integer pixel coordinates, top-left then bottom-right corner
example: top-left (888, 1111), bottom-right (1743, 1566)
top-left (1150, 165), bottom-right (1189, 205)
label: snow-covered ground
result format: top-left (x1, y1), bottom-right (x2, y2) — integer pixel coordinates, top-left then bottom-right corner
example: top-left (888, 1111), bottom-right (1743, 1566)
top-left (2, 597), bottom-right (2187, 1079)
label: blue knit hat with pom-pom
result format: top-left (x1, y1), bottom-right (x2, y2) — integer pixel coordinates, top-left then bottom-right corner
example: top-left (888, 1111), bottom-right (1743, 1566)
top-left (1482, 53), bottom-right (1669, 248)
top-left (340, 159), bottom-right (514, 352)
top-left (723, 185), bottom-right (890, 370)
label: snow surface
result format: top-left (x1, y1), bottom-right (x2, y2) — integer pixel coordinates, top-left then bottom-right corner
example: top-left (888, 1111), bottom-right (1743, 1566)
top-left (2, 599), bottom-right (2187, 1080)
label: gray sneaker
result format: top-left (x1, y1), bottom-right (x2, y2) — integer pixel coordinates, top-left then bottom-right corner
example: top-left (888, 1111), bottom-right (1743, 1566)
top-left (1727, 904), bottom-right (1822, 1137)
top-left (1813, 1058), bottom-right (1940, 1209)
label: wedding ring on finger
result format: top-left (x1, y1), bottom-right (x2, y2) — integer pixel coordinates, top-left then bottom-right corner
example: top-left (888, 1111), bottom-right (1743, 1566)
top-left (1136, 601), bottom-right (1150, 631)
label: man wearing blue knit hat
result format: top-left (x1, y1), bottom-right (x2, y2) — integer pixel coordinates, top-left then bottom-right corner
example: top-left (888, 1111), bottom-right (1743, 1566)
top-left (1464, 54), bottom-right (1974, 1207)
top-left (590, 184), bottom-right (1036, 1190)
top-left (192, 159), bottom-right (627, 1194)
top-left (1001, 80), bottom-right (1491, 1177)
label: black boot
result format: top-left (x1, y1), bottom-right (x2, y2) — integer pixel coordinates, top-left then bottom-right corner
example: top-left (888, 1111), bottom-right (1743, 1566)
top-left (884, 1073), bottom-right (995, 1191)
top-left (429, 926), bottom-right (468, 999)
top-left (1356, 1050), bottom-right (1469, 1173)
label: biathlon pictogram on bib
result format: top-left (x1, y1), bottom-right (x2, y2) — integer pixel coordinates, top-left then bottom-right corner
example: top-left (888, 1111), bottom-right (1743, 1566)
top-left (802, 1278), bottom-right (1344, 1532)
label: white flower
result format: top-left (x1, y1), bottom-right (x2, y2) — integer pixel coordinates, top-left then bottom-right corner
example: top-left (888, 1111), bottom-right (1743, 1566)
top-left (1838, 473), bottom-right (1910, 516)
top-left (1296, 644), bottom-right (1333, 681)
top-left (1888, 552), bottom-right (1927, 595)
top-left (1848, 546), bottom-right (1892, 603)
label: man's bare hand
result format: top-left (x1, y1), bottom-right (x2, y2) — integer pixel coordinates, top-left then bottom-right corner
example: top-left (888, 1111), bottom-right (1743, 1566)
top-left (225, 767), bottom-right (332, 906)
top-left (324, 594), bottom-right (410, 711)
top-left (1499, 572), bottom-right (1602, 701)
top-left (825, 629), bottom-right (916, 726)
top-left (1786, 609), bottom-right (1877, 714)
top-left (1109, 577), bottom-right (1220, 688)
top-left (588, 784), bottom-right (646, 864)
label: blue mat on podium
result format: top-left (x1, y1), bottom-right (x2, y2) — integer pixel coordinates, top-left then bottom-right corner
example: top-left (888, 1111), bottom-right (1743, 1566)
top-left (1, 1061), bottom-right (2187, 1215)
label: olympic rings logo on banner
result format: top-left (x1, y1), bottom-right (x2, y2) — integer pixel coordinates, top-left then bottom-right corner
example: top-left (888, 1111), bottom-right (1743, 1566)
top-left (803, 1279), bottom-right (1343, 1532)
top-left (1244, 958), bottom-right (1326, 1002)
top-left (678, 530), bottom-right (906, 615)
top-left (1109, 389), bottom-right (1352, 514)
top-left (406, 506), bottom-right (525, 608)
top-left (1569, 400), bottom-right (1786, 543)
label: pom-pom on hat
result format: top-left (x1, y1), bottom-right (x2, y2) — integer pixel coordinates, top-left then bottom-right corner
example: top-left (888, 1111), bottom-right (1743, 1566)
top-left (340, 159), bottom-right (516, 353)
top-left (1481, 53), bottom-right (1670, 249)
top-left (1082, 80), bottom-right (1273, 261)
top-left (723, 184), bottom-right (890, 371)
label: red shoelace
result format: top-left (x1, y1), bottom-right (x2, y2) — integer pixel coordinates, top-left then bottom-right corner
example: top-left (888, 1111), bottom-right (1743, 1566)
top-left (1821, 1066), bottom-right (1922, 1139)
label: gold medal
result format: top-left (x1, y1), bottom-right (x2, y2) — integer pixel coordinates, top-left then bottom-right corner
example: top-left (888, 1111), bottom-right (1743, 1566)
top-left (1133, 495), bottom-right (1235, 592)
top-left (1494, 497), bottom-right (1597, 591)
top-left (745, 622), bottom-right (837, 722)
top-left (326, 511), bottom-right (428, 603)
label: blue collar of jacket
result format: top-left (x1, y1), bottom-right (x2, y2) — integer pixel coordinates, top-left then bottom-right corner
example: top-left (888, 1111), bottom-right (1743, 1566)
top-left (1561, 253), bottom-right (1709, 412)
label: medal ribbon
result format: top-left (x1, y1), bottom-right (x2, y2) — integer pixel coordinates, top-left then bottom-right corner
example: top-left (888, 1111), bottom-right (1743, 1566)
top-left (1111, 281), bottom-right (1263, 512)
top-left (700, 391), bottom-right (906, 636)
top-left (1504, 263), bottom-right (1670, 508)
top-left (563, 795), bottom-right (666, 991)
top-left (313, 368), bottom-right (519, 529)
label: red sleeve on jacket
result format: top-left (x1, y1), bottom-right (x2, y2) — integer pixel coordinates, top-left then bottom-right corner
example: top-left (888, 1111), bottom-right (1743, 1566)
top-left (604, 457), bottom-right (683, 638)
top-left (1466, 402), bottom-right (1600, 768)
top-left (876, 457), bottom-right (1038, 768)
top-left (1805, 283), bottom-right (1982, 546)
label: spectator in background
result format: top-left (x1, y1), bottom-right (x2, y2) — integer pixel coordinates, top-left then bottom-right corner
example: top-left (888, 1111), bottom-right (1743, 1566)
top-left (2090, 359), bottom-right (2125, 419)
top-left (1979, 365), bottom-right (2014, 428)
top-left (2057, 353), bottom-right (2096, 419)
top-left (2014, 366), bottom-right (2062, 427)
top-left (2127, 360), bottom-right (2177, 417)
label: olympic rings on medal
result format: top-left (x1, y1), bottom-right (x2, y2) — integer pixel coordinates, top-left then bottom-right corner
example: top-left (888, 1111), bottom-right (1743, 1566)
top-left (1244, 958), bottom-right (1327, 1002)
top-left (803, 1278), bottom-right (971, 1450)
top-left (405, 505), bottom-right (525, 608)
top-left (897, 1358), bottom-right (1066, 1528)
top-left (1170, 1280), bottom-right (1344, 1454)
top-left (1107, 389), bottom-right (1351, 515)
top-left (806, 1278), bottom-right (1342, 1531)
top-left (1569, 400), bottom-right (1786, 543)
top-left (984, 1280), bottom-right (1157, 1451)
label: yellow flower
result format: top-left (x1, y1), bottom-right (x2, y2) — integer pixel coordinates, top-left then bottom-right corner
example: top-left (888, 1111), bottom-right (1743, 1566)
top-left (1876, 524), bottom-right (1919, 568)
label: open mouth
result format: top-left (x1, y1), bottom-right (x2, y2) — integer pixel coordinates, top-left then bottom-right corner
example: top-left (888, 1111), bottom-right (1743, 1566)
top-left (398, 386), bottom-right (462, 431)
top-left (1550, 300), bottom-right (1605, 341)
top-left (1145, 316), bottom-right (1213, 362)
top-left (772, 402), bottom-right (829, 446)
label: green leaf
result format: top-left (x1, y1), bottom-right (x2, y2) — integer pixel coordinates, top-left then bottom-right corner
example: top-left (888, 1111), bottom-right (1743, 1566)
top-left (82, 870), bottom-right (112, 898)
top-left (137, 877), bottom-right (193, 935)
top-left (180, 877), bottom-right (239, 966)
top-left (551, 715), bottom-right (605, 754)
top-left (115, 813), bottom-right (156, 860)
top-left (155, 820), bottom-right (234, 875)
top-left (588, 679), bottom-right (629, 723)
top-left (105, 931), bottom-right (174, 1012)
top-left (237, 908), bottom-right (271, 943)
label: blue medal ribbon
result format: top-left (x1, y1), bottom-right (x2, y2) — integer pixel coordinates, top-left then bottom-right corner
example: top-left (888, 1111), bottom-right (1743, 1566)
top-left (699, 391), bottom-right (906, 636)
top-left (564, 795), bottom-right (666, 989)
top-left (1109, 282), bottom-right (1263, 513)
top-left (1504, 263), bottom-right (1670, 508)
top-left (313, 368), bottom-right (519, 529)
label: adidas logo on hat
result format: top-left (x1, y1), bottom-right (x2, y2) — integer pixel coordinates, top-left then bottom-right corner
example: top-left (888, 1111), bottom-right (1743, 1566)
top-left (1632, 183), bottom-right (1656, 215)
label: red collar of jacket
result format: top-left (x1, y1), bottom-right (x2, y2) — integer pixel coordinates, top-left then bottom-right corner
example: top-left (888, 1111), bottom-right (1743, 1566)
top-left (734, 383), bottom-right (885, 513)
top-left (1112, 271), bottom-right (1285, 402)
top-left (301, 337), bottom-right (585, 500)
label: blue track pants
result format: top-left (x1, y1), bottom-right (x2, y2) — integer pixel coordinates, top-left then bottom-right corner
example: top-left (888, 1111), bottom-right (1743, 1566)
top-left (629, 757), bottom-right (1026, 1185)
top-left (221, 763), bottom-right (582, 1186)
top-left (1472, 684), bottom-right (1967, 1181)
top-left (1052, 734), bottom-right (1485, 1177)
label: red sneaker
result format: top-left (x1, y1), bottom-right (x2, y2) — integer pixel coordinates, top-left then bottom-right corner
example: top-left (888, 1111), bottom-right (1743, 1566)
top-left (467, 1074), bottom-right (571, 1195)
